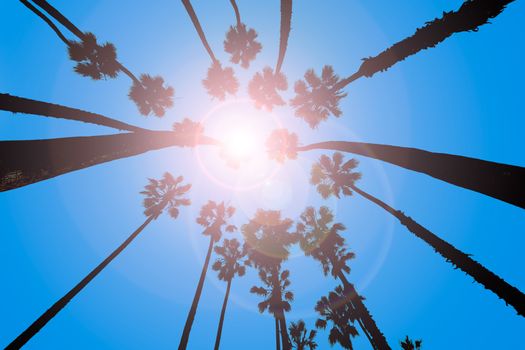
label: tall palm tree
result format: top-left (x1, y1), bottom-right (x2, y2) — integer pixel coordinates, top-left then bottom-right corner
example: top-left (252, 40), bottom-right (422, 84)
top-left (290, 0), bottom-right (515, 127)
top-left (0, 131), bottom-right (218, 192)
top-left (212, 238), bottom-right (247, 350)
top-left (0, 93), bottom-right (147, 132)
top-left (21, 0), bottom-right (174, 117)
top-left (178, 201), bottom-right (236, 350)
top-left (5, 172), bottom-right (191, 350)
top-left (181, 0), bottom-right (238, 100)
top-left (400, 336), bottom-right (422, 350)
top-left (310, 152), bottom-right (525, 316)
top-left (248, 0), bottom-right (292, 110)
top-left (289, 320), bottom-right (318, 350)
top-left (297, 206), bottom-right (391, 350)
top-left (266, 129), bottom-right (525, 209)
top-left (224, 0), bottom-right (262, 68)
top-left (243, 209), bottom-right (298, 350)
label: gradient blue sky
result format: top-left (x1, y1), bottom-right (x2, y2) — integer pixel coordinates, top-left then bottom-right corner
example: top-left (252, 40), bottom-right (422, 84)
top-left (1, 1), bottom-right (524, 349)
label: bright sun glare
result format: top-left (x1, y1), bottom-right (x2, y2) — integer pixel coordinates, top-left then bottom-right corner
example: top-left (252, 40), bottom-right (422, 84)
top-left (223, 126), bottom-right (258, 160)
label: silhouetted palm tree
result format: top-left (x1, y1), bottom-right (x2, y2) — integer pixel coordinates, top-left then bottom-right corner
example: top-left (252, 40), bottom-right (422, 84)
top-left (243, 209), bottom-right (298, 350)
top-left (400, 336), bottom-right (422, 350)
top-left (212, 238), bottom-right (247, 350)
top-left (297, 206), bottom-right (391, 350)
top-left (181, 0), bottom-right (238, 100)
top-left (310, 152), bottom-right (525, 316)
top-left (172, 118), bottom-right (204, 147)
top-left (21, 0), bottom-right (174, 117)
top-left (6, 172), bottom-right (191, 349)
top-left (224, 0), bottom-right (262, 68)
top-left (290, 0), bottom-right (515, 127)
top-left (178, 201), bottom-right (236, 350)
top-left (0, 93), bottom-right (147, 132)
top-left (289, 320), bottom-right (318, 350)
top-left (248, 0), bottom-right (292, 110)
top-left (265, 129), bottom-right (525, 209)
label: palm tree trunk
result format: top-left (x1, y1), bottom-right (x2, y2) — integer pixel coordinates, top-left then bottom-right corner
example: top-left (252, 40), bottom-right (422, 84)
top-left (278, 311), bottom-right (292, 350)
top-left (181, 0), bottom-right (217, 63)
top-left (350, 184), bottom-right (525, 316)
top-left (229, 0), bottom-right (242, 27)
top-left (178, 237), bottom-right (215, 349)
top-left (213, 278), bottom-right (232, 350)
top-left (275, 317), bottom-right (281, 350)
top-left (31, 0), bottom-right (85, 40)
top-left (0, 93), bottom-right (147, 132)
top-left (5, 215), bottom-right (155, 350)
top-left (337, 272), bottom-right (391, 350)
top-left (20, 0), bottom-right (69, 45)
top-left (0, 131), bottom-right (217, 192)
top-left (334, 0), bottom-right (515, 90)
top-left (298, 141), bottom-right (525, 209)
top-left (275, 0), bottom-right (292, 74)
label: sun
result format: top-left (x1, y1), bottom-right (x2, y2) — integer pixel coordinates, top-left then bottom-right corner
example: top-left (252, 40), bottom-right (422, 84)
top-left (223, 125), bottom-right (259, 161)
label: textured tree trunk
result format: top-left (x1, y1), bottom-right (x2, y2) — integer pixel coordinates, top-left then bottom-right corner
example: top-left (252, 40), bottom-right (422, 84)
top-left (275, 0), bottom-right (292, 74)
top-left (213, 278), bottom-right (232, 350)
top-left (298, 141), bottom-right (525, 209)
top-left (20, 0), bottom-right (69, 45)
top-left (350, 184), bottom-right (525, 316)
top-left (6, 215), bottom-right (155, 350)
top-left (178, 237), bottom-right (215, 349)
top-left (0, 93), bottom-right (147, 132)
top-left (181, 0), bottom-right (217, 62)
top-left (275, 317), bottom-right (281, 350)
top-left (229, 0), bottom-right (242, 27)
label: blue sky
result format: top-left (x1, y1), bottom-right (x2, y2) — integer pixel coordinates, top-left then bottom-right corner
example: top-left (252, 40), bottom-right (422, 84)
top-left (1, 1), bottom-right (524, 349)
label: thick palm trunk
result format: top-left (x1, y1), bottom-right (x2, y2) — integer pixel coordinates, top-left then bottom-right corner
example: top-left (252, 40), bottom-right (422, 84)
top-left (0, 131), bottom-right (216, 192)
top-left (298, 141), bottom-right (525, 209)
top-left (0, 93), bottom-right (147, 132)
top-left (213, 278), bottom-right (232, 350)
top-left (334, 0), bottom-right (515, 90)
top-left (351, 184), bottom-right (525, 316)
top-left (20, 0), bottom-right (69, 45)
top-left (338, 272), bottom-right (391, 350)
top-left (178, 237), bottom-right (215, 349)
top-left (277, 311), bottom-right (291, 350)
top-left (275, 0), bottom-right (292, 74)
top-left (6, 216), bottom-right (155, 350)
top-left (229, 0), bottom-right (242, 27)
top-left (275, 317), bottom-right (281, 350)
top-left (181, 0), bottom-right (217, 63)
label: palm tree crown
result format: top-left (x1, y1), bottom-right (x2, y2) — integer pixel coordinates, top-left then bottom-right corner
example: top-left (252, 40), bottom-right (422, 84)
top-left (141, 172), bottom-right (191, 219)
top-left (250, 268), bottom-right (294, 316)
top-left (400, 336), bottom-right (422, 350)
top-left (266, 129), bottom-right (299, 163)
top-left (289, 320), bottom-right (318, 350)
top-left (129, 74), bottom-right (174, 117)
top-left (202, 61), bottom-right (239, 100)
top-left (248, 67), bottom-right (288, 111)
top-left (197, 201), bottom-right (236, 242)
top-left (172, 118), bottom-right (204, 147)
top-left (224, 23), bottom-right (262, 68)
top-left (310, 153), bottom-right (361, 199)
top-left (290, 66), bottom-right (347, 128)
top-left (212, 238), bottom-right (246, 282)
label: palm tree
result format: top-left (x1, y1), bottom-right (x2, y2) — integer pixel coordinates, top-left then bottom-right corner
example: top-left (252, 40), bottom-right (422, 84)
top-left (290, 0), bottom-right (515, 127)
top-left (181, 0), bottom-right (238, 100)
top-left (266, 129), bottom-right (525, 209)
top-left (315, 285), bottom-right (359, 350)
top-left (0, 131), bottom-right (218, 192)
top-left (172, 118), bottom-right (205, 147)
top-left (178, 201), bottom-right (236, 350)
top-left (289, 320), bottom-right (318, 350)
top-left (224, 0), bottom-right (262, 68)
top-left (248, 0), bottom-right (292, 110)
top-left (243, 209), bottom-right (297, 350)
top-left (212, 238), bottom-right (247, 350)
top-left (21, 0), bottom-right (174, 117)
top-left (400, 336), bottom-right (422, 350)
top-left (6, 172), bottom-right (191, 349)
top-left (310, 152), bottom-right (525, 316)
top-left (297, 206), bottom-right (391, 350)
top-left (0, 93), bottom-right (147, 132)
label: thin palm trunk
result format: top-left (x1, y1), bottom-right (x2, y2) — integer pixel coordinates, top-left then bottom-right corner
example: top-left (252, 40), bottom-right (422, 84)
top-left (0, 93), bottom-right (147, 132)
top-left (278, 310), bottom-right (291, 350)
top-left (275, 0), bottom-right (292, 74)
top-left (275, 317), bottom-right (281, 350)
top-left (337, 272), bottom-right (391, 350)
top-left (20, 0), bottom-right (69, 45)
top-left (0, 132), bottom-right (217, 192)
top-left (298, 141), bottom-right (525, 209)
top-left (333, 0), bottom-right (515, 90)
top-left (6, 215), bottom-right (156, 350)
top-left (178, 237), bottom-right (215, 349)
top-left (350, 184), bottom-right (525, 316)
top-left (213, 278), bottom-right (232, 350)
top-left (229, 0), bottom-right (242, 27)
top-left (181, 0), bottom-right (217, 63)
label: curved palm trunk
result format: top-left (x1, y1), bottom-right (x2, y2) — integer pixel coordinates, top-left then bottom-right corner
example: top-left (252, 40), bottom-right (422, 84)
top-left (275, 0), bottom-right (292, 74)
top-left (178, 237), bottom-right (215, 349)
top-left (20, 0), bottom-right (69, 45)
top-left (213, 278), bottom-right (232, 350)
top-left (0, 131), bottom-right (217, 192)
top-left (350, 184), bottom-right (525, 316)
top-left (298, 141), bottom-right (525, 209)
top-left (275, 317), bottom-right (281, 350)
top-left (229, 0), bottom-right (242, 27)
top-left (0, 93), bottom-right (147, 132)
top-left (181, 0), bottom-right (217, 63)
top-left (6, 215), bottom-right (155, 350)
top-left (334, 0), bottom-right (515, 90)
top-left (337, 272), bottom-right (391, 350)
